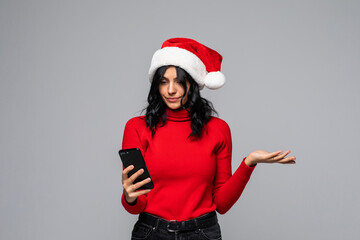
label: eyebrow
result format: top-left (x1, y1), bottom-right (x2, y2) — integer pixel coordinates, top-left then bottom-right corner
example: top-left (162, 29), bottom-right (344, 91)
top-left (161, 76), bottom-right (178, 80)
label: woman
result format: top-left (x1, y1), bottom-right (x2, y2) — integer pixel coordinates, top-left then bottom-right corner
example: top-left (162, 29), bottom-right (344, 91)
top-left (121, 38), bottom-right (296, 240)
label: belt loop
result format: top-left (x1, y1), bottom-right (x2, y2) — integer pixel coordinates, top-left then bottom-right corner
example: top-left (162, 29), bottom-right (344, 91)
top-left (154, 218), bottom-right (160, 231)
top-left (194, 218), bottom-right (198, 229)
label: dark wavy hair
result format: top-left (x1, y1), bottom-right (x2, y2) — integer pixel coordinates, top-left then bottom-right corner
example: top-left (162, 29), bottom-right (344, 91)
top-left (142, 65), bottom-right (217, 139)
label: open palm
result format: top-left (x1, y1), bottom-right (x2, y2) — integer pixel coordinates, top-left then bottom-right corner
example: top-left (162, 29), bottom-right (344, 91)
top-left (247, 150), bottom-right (296, 165)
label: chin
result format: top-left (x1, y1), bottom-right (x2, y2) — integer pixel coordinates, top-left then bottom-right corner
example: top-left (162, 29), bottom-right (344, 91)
top-left (166, 103), bottom-right (181, 110)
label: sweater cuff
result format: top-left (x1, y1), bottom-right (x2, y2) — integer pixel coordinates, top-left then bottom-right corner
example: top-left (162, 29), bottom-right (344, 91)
top-left (234, 157), bottom-right (256, 180)
top-left (242, 157), bottom-right (257, 168)
top-left (121, 191), bottom-right (147, 214)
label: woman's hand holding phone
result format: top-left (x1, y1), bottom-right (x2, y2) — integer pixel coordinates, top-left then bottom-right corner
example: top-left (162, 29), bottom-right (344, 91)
top-left (122, 165), bottom-right (152, 204)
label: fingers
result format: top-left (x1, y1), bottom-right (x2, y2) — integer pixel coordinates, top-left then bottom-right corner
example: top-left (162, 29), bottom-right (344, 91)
top-left (122, 165), bottom-right (152, 202)
top-left (126, 176), bottom-right (151, 194)
top-left (132, 177), bottom-right (152, 191)
top-left (252, 149), bottom-right (296, 164)
top-left (128, 168), bottom-right (146, 183)
top-left (122, 165), bottom-right (134, 183)
top-left (277, 156), bottom-right (296, 164)
top-left (271, 150), bottom-right (290, 161)
top-left (267, 150), bottom-right (283, 159)
top-left (128, 189), bottom-right (151, 199)
top-left (122, 166), bottom-right (145, 185)
top-left (123, 167), bottom-right (147, 189)
top-left (268, 150), bottom-right (296, 164)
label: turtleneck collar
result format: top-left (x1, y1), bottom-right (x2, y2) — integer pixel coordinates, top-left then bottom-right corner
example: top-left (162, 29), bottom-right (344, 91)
top-left (165, 107), bottom-right (191, 122)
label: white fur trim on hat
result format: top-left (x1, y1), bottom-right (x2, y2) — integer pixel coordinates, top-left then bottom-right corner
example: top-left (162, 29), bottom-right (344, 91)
top-left (204, 71), bottom-right (226, 90)
top-left (149, 47), bottom-right (207, 89)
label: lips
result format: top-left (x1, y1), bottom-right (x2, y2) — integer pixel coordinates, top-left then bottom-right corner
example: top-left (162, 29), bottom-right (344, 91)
top-left (166, 97), bottom-right (180, 103)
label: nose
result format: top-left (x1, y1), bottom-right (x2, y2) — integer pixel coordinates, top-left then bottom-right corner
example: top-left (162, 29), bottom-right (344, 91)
top-left (168, 82), bottom-right (177, 95)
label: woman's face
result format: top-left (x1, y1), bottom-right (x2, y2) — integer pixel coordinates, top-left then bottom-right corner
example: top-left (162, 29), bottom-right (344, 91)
top-left (159, 66), bottom-right (190, 110)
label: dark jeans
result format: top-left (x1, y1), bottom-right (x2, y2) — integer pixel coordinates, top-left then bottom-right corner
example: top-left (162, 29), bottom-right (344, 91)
top-left (131, 213), bottom-right (222, 240)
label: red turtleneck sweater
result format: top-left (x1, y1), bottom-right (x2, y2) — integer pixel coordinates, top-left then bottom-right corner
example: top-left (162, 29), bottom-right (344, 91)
top-left (121, 108), bottom-right (256, 221)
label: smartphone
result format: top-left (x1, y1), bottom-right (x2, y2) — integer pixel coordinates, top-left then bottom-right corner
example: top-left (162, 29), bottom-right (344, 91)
top-left (119, 148), bottom-right (154, 190)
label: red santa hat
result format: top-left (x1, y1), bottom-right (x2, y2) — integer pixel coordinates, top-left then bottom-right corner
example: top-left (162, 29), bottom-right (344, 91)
top-left (149, 38), bottom-right (226, 90)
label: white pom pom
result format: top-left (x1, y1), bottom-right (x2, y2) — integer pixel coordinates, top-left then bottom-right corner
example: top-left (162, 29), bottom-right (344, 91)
top-left (204, 71), bottom-right (226, 89)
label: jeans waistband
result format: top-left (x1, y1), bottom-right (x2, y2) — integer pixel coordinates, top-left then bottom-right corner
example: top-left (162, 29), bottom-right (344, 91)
top-left (138, 211), bottom-right (218, 233)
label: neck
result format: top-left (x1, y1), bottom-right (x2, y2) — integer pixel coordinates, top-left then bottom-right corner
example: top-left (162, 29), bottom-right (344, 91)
top-left (165, 107), bottom-right (191, 122)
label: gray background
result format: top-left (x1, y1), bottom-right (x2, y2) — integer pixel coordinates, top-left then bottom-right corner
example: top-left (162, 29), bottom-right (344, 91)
top-left (1, 0), bottom-right (359, 239)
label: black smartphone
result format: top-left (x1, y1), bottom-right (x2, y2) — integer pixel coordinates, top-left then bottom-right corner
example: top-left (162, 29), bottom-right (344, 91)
top-left (119, 148), bottom-right (154, 190)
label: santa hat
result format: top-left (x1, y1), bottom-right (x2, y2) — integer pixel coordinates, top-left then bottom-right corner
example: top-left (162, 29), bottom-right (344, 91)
top-left (149, 38), bottom-right (225, 90)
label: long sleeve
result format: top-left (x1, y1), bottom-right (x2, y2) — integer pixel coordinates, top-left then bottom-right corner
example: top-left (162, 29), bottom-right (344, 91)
top-left (120, 110), bottom-right (255, 220)
top-left (121, 117), bottom-right (148, 214)
top-left (212, 121), bottom-right (256, 214)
